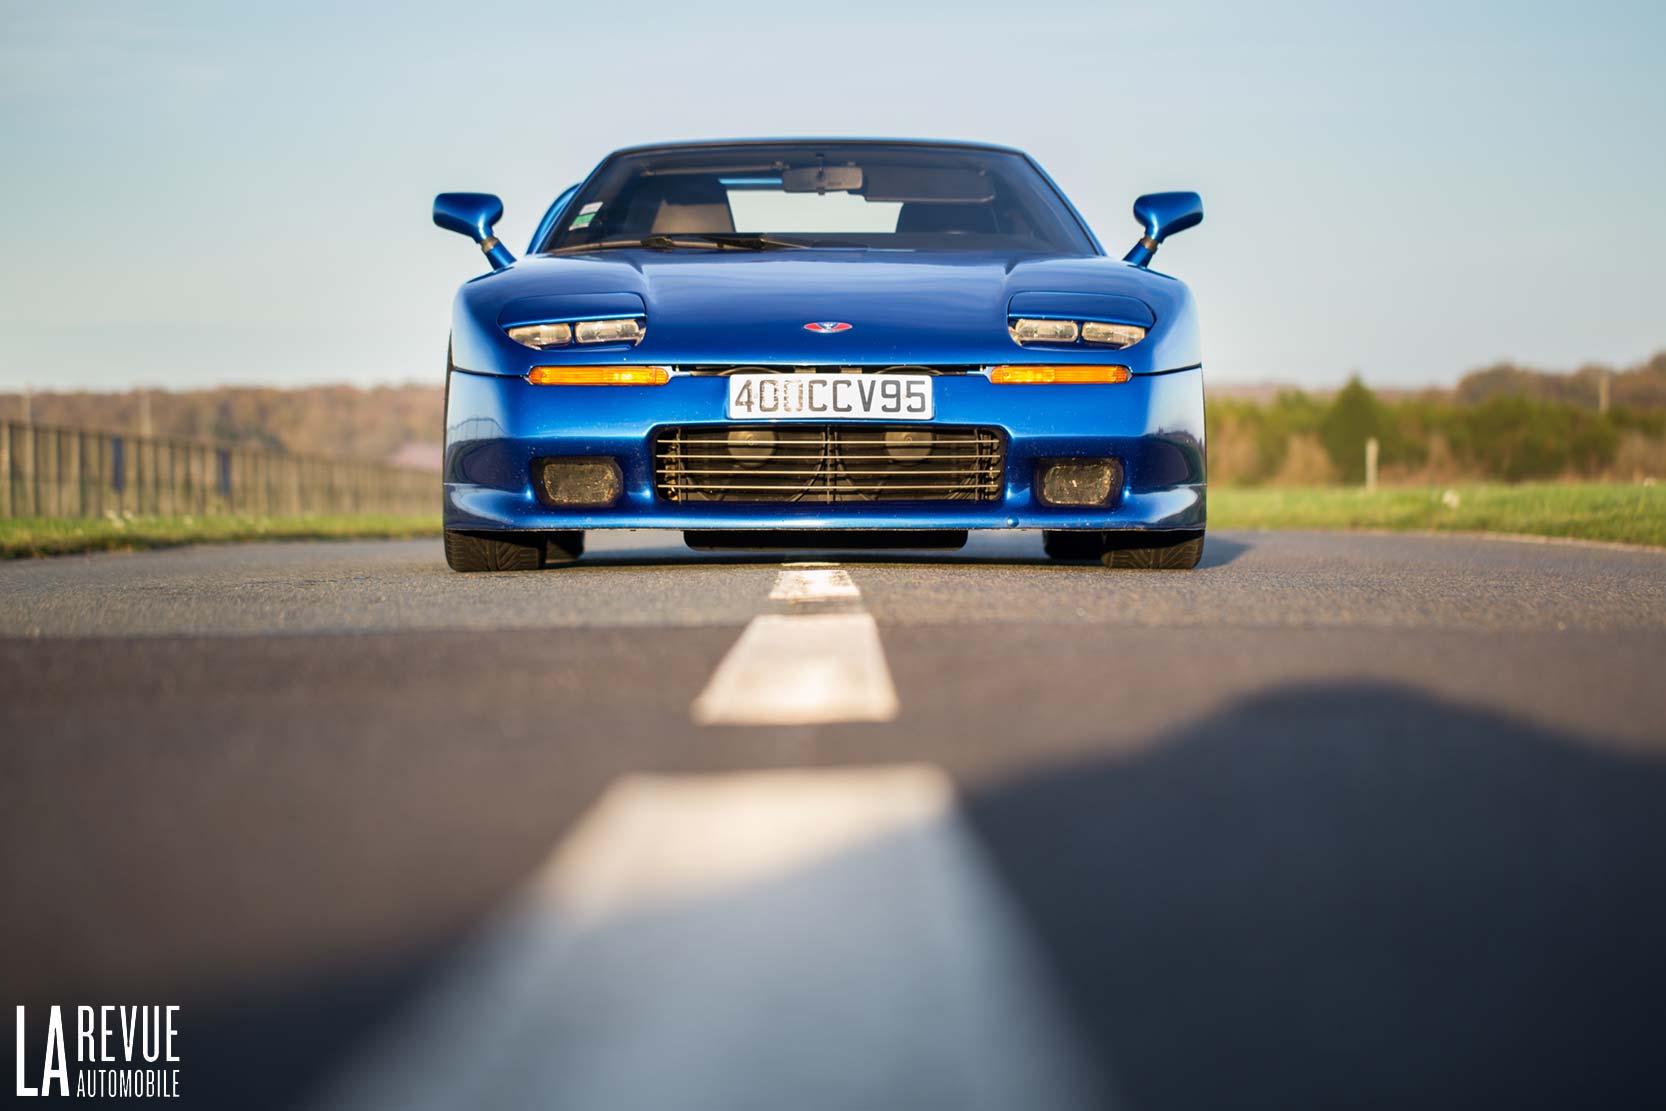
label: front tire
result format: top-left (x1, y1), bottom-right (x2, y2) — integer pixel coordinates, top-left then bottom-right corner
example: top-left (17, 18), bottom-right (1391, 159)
top-left (443, 530), bottom-right (584, 572)
top-left (1043, 529), bottom-right (1205, 570)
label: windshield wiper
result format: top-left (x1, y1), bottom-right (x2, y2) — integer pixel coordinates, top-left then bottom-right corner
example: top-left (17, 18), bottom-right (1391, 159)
top-left (666, 233), bottom-right (812, 251)
top-left (547, 233), bottom-right (812, 255)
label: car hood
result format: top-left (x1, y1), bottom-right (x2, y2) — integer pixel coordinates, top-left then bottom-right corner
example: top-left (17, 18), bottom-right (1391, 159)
top-left (454, 250), bottom-right (1200, 372)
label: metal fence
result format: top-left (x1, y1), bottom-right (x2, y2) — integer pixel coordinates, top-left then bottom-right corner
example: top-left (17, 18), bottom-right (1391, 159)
top-left (0, 421), bottom-right (435, 520)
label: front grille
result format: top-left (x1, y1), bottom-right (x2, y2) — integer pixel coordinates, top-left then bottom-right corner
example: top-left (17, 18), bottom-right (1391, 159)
top-left (654, 424), bottom-right (1005, 503)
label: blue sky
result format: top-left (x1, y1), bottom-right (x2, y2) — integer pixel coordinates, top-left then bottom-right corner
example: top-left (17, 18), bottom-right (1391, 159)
top-left (1, 0), bottom-right (1662, 392)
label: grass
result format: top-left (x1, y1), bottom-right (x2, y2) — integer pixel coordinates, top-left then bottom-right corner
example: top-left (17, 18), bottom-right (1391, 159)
top-left (0, 513), bottom-right (440, 559)
top-left (1210, 483), bottom-right (1666, 548)
top-left (4, 483), bottom-right (1663, 557)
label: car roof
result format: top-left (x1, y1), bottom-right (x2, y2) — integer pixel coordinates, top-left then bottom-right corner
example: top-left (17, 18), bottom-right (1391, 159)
top-left (604, 137), bottom-right (1030, 158)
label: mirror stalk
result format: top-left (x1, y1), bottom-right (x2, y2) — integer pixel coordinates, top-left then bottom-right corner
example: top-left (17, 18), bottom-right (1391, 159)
top-left (1122, 235), bottom-right (1160, 267)
top-left (478, 236), bottom-right (515, 270)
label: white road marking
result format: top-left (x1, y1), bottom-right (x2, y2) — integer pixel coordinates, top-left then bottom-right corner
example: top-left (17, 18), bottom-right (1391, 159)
top-left (692, 567), bottom-right (899, 725)
top-left (768, 566), bottom-right (860, 602)
top-left (540, 765), bottom-right (954, 920)
top-left (313, 767), bottom-right (1104, 1111)
top-left (691, 612), bottom-right (899, 724)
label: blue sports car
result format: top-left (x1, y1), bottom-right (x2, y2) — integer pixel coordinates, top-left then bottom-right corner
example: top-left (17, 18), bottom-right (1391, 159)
top-left (434, 139), bottom-right (1205, 571)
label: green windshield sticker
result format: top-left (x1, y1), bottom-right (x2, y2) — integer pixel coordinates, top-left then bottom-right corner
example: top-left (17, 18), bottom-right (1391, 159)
top-left (569, 212), bottom-right (595, 229)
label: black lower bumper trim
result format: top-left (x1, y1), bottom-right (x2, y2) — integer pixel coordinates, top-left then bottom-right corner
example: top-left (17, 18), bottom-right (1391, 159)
top-left (682, 529), bottom-right (969, 551)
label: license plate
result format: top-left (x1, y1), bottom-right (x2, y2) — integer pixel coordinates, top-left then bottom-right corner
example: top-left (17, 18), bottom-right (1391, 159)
top-left (726, 374), bottom-right (933, 421)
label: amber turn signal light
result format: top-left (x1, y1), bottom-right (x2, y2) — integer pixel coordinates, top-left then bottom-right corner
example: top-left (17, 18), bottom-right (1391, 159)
top-left (988, 365), bottom-right (1132, 385)
top-left (527, 366), bottom-right (670, 386)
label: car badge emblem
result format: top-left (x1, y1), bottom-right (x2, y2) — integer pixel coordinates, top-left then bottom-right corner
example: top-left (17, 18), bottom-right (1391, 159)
top-left (803, 321), bottom-right (853, 333)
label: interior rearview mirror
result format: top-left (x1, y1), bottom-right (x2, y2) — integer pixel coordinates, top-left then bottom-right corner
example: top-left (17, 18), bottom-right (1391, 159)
top-left (781, 166), bottom-right (864, 193)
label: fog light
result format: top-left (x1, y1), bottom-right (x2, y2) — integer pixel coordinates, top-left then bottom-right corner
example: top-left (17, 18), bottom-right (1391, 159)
top-left (1037, 458), bottom-right (1121, 507)
top-left (538, 457), bottom-right (622, 506)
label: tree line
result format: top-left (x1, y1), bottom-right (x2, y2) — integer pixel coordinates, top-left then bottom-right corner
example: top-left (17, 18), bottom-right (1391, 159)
top-left (1209, 351), bottom-right (1666, 485)
top-left (4, 351), bottom-right (1663, 484)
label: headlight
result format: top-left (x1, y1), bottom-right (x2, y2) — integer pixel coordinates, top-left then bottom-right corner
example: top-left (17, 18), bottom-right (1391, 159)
top-left (504, 317), bottom-right (646, 348)
top-left (1009, 317), bottom-right (1148, 348)
top-left (505, 322), bottom-right (573, 349)
top-left (575, 318), bottom-right (645, 345)
top-left (1010, 318), bottom-right (1078, 344)
top-left (1081, 321), bottom-right (1146, 348)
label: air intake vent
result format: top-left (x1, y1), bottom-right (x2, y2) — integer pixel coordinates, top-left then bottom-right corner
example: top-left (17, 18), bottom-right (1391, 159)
top-left (654, 424), bottom-right (1005, 503)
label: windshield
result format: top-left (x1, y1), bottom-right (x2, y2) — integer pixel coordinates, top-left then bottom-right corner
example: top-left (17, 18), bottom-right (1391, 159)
top-left (540, 143), bottom-right (1097, 256)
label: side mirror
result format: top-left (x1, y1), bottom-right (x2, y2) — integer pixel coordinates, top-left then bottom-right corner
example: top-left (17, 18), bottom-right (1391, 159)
top-left (433, 192), bottom-right (515, 270)
top-left (1123, 191), bottom-right (1203, 267)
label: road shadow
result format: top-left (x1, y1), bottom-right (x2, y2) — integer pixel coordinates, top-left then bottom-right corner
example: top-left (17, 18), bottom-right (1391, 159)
top-left (1197, 532), bottom-right (1250, 567)
top-left (962, 683), bottom-right (1666, 1110)
top-left (569, 529), bottom-right (1250, 571)
top-left (26, 681), bottom-right (1664, 1110)
top-left (570, 529), bottom-right (1051, 570)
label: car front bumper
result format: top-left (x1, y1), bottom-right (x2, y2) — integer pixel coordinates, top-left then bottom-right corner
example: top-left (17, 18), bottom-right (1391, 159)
top-left (443, 367), bottom-right (1206, 532)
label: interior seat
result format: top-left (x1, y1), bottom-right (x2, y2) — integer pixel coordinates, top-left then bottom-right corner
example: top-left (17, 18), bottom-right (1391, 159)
top-left (647, 179), bottom-right (736, 234)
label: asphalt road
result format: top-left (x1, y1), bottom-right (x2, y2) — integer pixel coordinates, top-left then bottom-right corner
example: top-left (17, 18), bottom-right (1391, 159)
top-left (3, 529), bottom-right (1665, 1110)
